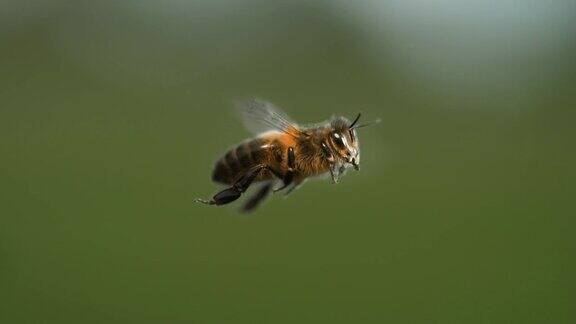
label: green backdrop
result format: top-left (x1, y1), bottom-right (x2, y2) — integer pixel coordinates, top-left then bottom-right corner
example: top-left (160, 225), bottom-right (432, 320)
top-left (1, 1), bottom-right (575, 323)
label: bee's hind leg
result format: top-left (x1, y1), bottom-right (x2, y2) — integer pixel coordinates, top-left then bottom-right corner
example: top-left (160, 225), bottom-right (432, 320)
top-left (241, 181), bottom-right (273, 213)
top-left (195, 189), bottom-right (240, 206)
top-left (196, 165), bottom-right (265, 206)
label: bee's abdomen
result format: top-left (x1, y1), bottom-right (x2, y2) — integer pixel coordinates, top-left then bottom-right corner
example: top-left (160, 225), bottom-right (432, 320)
top-left (212, 138), bottom-right (267, 185)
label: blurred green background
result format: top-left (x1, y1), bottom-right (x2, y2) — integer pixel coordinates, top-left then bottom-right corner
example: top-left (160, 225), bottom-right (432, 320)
top-left (1, 0), bottom-right (575, 323)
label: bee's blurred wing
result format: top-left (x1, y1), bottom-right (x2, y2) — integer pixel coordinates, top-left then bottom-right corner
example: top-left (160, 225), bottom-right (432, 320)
top-left (235, 98), bottom-right (303, 137)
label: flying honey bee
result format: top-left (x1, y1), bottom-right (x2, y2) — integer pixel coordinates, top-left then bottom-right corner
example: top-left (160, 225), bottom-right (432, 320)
top-left (196, 99), bottom-right (379, 212)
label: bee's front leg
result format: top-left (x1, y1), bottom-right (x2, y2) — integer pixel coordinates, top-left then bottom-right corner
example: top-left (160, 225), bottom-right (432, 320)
top-left (274, 147), bottom-right (295, 193)
top-left (329, 160), bottom-right (348, 184)
top-left (329, 164), bottom-right (340, 184)
top-left (338, 164), bottom-right (347, 177)
top-left (321, 142), bottom-right (339, 184)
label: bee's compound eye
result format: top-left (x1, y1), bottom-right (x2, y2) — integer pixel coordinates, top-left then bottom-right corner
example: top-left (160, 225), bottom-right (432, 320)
top-left (332, 132), bottom-right (345, 148)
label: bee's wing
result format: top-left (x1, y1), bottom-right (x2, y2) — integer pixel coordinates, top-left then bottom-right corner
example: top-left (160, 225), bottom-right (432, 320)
top-left (235, 98), bottom-right (304, 137)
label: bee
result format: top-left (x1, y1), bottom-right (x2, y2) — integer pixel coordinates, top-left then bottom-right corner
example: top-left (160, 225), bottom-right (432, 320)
top-left (196, 99), bottom-right (379, 212)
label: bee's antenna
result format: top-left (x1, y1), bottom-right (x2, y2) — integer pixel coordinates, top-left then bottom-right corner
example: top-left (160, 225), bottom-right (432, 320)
top-left (350, 118), bottom-right (381, 130)
top-left (349, 113), bottom-right (362, 128)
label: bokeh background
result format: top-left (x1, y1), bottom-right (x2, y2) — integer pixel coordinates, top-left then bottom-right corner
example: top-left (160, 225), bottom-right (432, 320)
top-left (1, 0), bottom-right (575, 323)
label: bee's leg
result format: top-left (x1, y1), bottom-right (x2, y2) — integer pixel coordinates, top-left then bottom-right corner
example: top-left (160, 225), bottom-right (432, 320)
top-left (329, 163), bottom-right (341, 184)
top-left (321, 142), bottom-right (339, 184)
top-left (274, 147), bottom-right (295, 193)
top-left (284, 179), bottom-right (305, 196)
top-left (196, 165), bottom-right (265, 206)
top-left (273, 174), bottom-right (294, 193)
top-left (241, 181), bottom-right (273, 213)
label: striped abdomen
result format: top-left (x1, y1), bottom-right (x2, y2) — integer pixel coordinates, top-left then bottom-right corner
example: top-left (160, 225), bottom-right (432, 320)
top-left (212, 138), bottom-right (272, 185)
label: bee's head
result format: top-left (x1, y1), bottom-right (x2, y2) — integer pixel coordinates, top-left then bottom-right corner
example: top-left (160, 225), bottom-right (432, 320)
top-left (328, 113), bottom-right (380, 171)
top-left (329, 115), bottom-right (362, 171)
